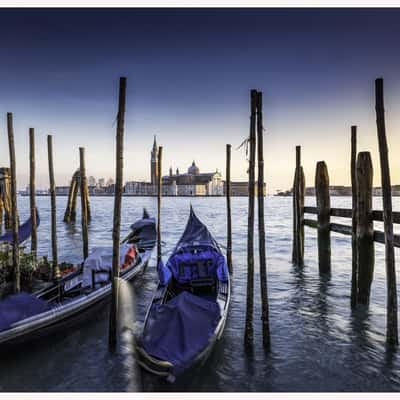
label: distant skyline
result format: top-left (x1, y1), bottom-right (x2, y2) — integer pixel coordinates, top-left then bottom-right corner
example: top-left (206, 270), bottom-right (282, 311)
top-left (1, 8), bottom-right (400, 194)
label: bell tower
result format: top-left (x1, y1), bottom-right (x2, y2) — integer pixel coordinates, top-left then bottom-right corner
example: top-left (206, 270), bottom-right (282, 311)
top-left (151, 135), bottom-right (158, 185)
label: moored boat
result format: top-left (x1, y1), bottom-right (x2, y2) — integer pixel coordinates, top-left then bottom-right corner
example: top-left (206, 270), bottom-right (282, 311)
top-left (136, 207), bottom-right (231, 382)
top-left (0, 208), bottom-right (156, 351)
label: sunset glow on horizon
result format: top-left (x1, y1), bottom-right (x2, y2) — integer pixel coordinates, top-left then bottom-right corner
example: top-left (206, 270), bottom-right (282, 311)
top-left (1, 9), bottom-right (400, 193)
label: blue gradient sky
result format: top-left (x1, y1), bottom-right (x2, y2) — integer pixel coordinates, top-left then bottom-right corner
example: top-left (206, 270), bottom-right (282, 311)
top-left (1, 8), bottom-right (400, 193)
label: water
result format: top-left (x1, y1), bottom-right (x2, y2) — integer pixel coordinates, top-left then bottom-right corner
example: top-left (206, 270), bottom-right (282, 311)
top-left (1, 195), bottom-right (400, 392)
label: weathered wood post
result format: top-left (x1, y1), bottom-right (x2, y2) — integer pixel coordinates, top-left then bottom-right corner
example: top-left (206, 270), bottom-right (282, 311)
top-left (157, 146), bottom-right (163, 267)
top-left (226, 144), bottom-right (233, 274)
top-left (7, 113), bottom-right (20, 293)
top-left (256, 91), bottom-right (270, 348)
top-left (350, 126), bottom-right (358, 309)
top-left (109, 76), bottom-right (127, 350)
top-left (375, 77), bottom-right (398, 345)
top-left (0, 197), bottom-right (3, 235)
top-left (29, 128), bottom-right (37, 259)
top-left (63, 170), bottom-right (78, 223)
top-left (85, 179), bottom-right (91, 222)
top-left (0, 168), bottom-right (12, 230)
top-left (47, 135), bottom-right (60, 280)
top-left (79, 148), bottom-right (89, 260)
top-left (315, 161), bottom-right (331, 274)
top-left (244, 89), bottom-right (257, 347)
top-left (292, 146), bottom-right (305, 266)
top-left (356, 151), bottom-right (374, 305)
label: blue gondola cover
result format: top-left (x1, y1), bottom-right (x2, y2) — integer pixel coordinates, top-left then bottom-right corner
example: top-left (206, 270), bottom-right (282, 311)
top-left (0, 210), bottom-right (40, 244)
top-left (141, 291), bottom-right (220, 375)
top-left (0, 292), bottom-right (51, 332)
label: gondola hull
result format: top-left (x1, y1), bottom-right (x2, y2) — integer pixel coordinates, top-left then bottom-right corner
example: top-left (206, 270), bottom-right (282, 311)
top-left (0, 250), bottom-right (152, 353)
top-left (136, 277), bottom-right (230, 381)
top-left (136, 207), bottom-right (231, 382)
top-left (0, 209), bottom-right (156, 353)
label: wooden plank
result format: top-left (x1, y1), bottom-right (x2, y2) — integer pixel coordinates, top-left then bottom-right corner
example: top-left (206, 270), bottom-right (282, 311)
top-left (303, 219), bottom-right (318, 228)
top-left (330, 222), bottom-right (352, 236)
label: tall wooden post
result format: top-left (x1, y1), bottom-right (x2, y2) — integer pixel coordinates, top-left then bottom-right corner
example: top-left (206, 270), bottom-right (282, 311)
top-left (7, 113), bottom-right (20, 293)
top-left (350, 126), bottom-right (358, 309)
top-left (256, 91), bottom-right (270, 348)
top-left (29, 128), bottom-right (37, 259)
top-left (244, 89), bottom-right (257, 347)
top-left (315, 161), bottom-right (331, 274)
top-left (47, 135), bottom-right (60, 279)
top-left (0, 197), bottom-right (3, 235)
top-left (226, 144), bottom-right (233, 274)
top-left (157, 147), bottom-right (163, 267)
top-left (79, 148), bottom-right (89, 260)
top-left (292, 146), bottom-right (304, 266)
top-left (356, 152), bottom-right (374, 305)
top-left (109, 76), bottom-right (127, 350)
top-left (375, 78), bottom-right (398, 345)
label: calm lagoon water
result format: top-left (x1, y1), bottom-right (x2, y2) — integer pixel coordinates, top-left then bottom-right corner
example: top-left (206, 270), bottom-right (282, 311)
top-left (1, 195), bottom-right (400, 392)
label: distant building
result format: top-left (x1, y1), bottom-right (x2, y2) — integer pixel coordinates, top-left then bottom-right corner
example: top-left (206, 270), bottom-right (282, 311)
top-left (223, 181), bottom-right (266, 196)
top-left (55, 186), bottom-right (70, 195)
top-left (98, 178), bottom-right (105, 187)
top-left (88, 176), bottom-right (96, 187)
top-left (162, 160), bottom-right (223, 196)
top-left (124, 137), bottom-right (224, 196)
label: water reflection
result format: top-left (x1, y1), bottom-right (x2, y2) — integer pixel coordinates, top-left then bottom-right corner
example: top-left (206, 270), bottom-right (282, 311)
top-left (0, 196), bottom-right (399, 391)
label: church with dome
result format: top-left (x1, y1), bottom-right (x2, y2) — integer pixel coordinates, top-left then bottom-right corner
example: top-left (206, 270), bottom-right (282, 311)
top-left (124, 137), bottom-right (224, 196)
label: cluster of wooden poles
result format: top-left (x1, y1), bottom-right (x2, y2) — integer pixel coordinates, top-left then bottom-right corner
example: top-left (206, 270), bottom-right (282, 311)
top-left (292, 78), bottom-right (398, 346)
top-left (3, 122), bottom-right (93, 292)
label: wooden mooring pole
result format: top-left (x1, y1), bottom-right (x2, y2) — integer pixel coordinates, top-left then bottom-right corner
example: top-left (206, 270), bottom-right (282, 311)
top-left (315, 161), bottom-right (331, 274)
top-left (356, 151), bottom-right (374, 305)
top-left (157, 146), bottom-right (163, 267)
top-left (29, 128), bottom-right (37, 259)
top-left (47, 135), bottom-right (60, 280)
top-left (226, 144), bottom-right (233, 274)
top-left (375, 78), bottom-right (398, 346)
top-left (79, 147), bottom-right (89, 260)
top-left (292, 146), bottom-right (305, 266)
top-left (256, 91), bottom-right (270, 348)
top-left (7, 113), bottom-right (20, 293)
top-left (109, 76), bottom-right (127, 350)
top-left (350, 126), bottom-right (358, 309)
top-left (244, 89), bottom-right (257, 347)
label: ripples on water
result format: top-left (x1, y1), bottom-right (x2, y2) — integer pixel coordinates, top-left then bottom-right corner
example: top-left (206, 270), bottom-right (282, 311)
top-left (0, 195), bottom-right (400, 392)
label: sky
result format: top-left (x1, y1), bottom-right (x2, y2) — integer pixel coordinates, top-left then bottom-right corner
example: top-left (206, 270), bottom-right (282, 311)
top-left (1, 8), bottom-right (400, 194)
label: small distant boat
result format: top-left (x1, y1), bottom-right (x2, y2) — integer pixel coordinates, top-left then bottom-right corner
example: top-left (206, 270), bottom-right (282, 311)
top-left (0, 210), bottom-right (40, 244)
top-left (136, 207), bottom-right (231, 382)
top-left (0, 209), bottom-right (156, 351)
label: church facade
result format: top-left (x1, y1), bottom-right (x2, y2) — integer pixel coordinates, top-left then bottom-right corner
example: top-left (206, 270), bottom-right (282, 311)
top-left (124, 137), bottom-right (224, 196)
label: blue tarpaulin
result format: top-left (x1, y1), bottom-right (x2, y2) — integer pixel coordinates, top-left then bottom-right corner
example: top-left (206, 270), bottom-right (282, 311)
top-left (141, 291), bottom-right (220, 375)
top-left (157, 207), bottom-right (228, 285)
top-left (0, 292), bottom-right (51, 332)
top-left (0, 210), bottom-right (40, 244)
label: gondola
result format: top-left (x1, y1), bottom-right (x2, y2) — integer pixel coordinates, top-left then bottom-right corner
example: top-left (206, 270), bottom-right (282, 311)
top-left (136, 207), bottom-right (231, 382)
top-left (0, 209), bottom-right (156, 351)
